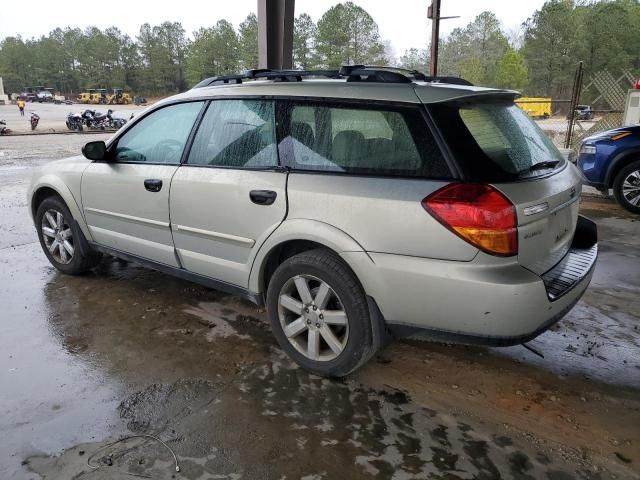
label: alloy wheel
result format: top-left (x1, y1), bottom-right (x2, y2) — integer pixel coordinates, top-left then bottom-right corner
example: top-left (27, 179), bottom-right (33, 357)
top-left (41, 209), bottom-right (74, 264)
top-left (278, 274), bottom-right (349, 362)
top-left (622, 170), bottom-right (640, 207)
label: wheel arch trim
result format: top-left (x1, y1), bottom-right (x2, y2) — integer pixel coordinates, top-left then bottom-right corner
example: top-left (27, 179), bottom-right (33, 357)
top-left (30, 176), bottom-right (93, 241)
top-left (248, 219), bottom-right (372, 295)
top-left (605, 147), bottom-right (640, 187)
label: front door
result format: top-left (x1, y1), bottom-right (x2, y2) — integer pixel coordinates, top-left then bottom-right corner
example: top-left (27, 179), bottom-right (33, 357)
top-left (81, 101), bottom-right (205, 266)
top-left (169, 99), bottom-right (287, 287)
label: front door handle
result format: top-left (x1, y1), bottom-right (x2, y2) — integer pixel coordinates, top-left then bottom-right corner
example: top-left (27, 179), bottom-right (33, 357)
top-left (144, 179), bottom-right (163, 192)
top-left (250, 190), bottom-right (277, 205)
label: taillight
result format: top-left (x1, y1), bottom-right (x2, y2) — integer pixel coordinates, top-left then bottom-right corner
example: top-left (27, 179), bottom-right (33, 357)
top-left (422, 184), bottom-right (518, 256)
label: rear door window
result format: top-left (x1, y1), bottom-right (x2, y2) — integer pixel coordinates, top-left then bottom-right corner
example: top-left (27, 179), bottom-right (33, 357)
top-left (187, 99), bottom-right (278, 168)
top-left (280, 101), bottom-right (451, 178)
top-left (430, 99), bottom-right (565, 181)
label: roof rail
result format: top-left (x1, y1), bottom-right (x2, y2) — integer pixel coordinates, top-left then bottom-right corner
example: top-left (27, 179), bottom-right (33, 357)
top-left (193, 69), bottom-right (341, 88)
top-left (192, 65), bottom-right (473, 89)
top-left (341, 65), bottom-right (474, 86)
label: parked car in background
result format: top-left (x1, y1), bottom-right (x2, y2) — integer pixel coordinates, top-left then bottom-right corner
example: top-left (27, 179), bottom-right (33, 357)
top-left (568, 104), bottom-right (594, 121)
top-left (28, 66), bottom-right (598, 376)
top-left (578, 125), bottom-right (640, 213)
top-left (36, 89), bottom-right (54, 103)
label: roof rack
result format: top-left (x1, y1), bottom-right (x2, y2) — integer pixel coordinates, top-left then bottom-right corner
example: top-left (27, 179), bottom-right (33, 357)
top-left (192, 65), bottom-right (473, 89)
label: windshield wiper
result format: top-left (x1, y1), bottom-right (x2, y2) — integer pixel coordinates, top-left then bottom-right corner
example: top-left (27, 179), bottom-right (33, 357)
top-left (528, 160), bottom-right (560, 172)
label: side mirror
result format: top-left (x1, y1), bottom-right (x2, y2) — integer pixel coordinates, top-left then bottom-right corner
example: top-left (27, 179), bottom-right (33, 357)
top-left (82, 141), bottom-right (107, 161)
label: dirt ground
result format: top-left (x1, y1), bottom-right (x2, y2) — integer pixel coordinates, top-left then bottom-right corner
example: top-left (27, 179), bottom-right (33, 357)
top-left (0, 134), bottom-right (638, 480)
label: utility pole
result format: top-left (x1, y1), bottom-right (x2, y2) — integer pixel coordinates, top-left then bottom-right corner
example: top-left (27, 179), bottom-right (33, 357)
top-left (427, 0), bottom-right (459, 77)
top-left (428, 0), bottom-right (441, 77)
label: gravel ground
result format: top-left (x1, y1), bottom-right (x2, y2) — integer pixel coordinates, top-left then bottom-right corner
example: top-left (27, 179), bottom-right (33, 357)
top-left (0, 103), bottom-right (149, 134)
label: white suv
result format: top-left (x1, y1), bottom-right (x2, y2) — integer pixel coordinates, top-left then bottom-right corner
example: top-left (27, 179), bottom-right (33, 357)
top-left (29, 67), bottom-right (598, 376)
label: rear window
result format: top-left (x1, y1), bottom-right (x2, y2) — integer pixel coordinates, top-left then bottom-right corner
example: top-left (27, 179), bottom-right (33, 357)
top-left (280, 102), bottom-right (451, 178)
top-left (430, 99), bottom-right (564, 181)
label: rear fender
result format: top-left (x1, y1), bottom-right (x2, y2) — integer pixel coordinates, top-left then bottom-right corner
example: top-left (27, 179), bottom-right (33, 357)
top-left (248, 218), bottom-right (370, 294)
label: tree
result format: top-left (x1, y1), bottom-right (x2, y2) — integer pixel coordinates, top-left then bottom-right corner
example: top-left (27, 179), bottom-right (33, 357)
top-left (238, 13), bottom-right (258, 70)
top-left (494, 47), bottom-right (528, 91)
top-left (522, 1), bottom-right (577, 97)
top-left (186, 20), bottom-right (239, 86)
top-left (0, 37), bottom-right (35, 93)
top-left (137, 22), bottom-right (189, 94)
top-left (399, 48), bottom-right (429, 72)
top-left (438, 11), bottom-right (508, 85)
top-left (315, 2), bottom-right (386, 68)
top-left (573, 0), bottom-right (640, 74)
top-left (293, 13), bottom-right (317, 69)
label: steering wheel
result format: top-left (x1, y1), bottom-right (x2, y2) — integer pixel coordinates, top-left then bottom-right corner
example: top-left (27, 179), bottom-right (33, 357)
top-left (150, 139), bottom-right (183, 163)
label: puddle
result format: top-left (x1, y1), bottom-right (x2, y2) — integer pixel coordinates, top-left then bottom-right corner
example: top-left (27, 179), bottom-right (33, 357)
top-left (27, 351), bottom-right (598, 480)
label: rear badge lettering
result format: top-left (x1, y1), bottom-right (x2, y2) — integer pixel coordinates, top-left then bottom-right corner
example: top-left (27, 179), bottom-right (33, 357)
top-left (524, 203), bottom-right (549, 216)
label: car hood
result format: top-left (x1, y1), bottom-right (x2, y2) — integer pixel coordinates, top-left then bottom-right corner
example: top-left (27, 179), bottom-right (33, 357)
top-left (583, 124), bottom-right (640, 143)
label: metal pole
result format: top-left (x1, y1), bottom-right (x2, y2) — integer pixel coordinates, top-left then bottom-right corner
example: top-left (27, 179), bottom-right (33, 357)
top-left (428, 0), bottom-right (441, 77)
top-left (258, 0), bottom-right (295, 70)
top-left (565, 61), bottom-right (584, 149)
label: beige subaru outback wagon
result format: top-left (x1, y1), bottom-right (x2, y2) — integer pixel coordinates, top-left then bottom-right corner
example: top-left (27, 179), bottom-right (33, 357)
top-left (29, 66), bottom-right (598, 376)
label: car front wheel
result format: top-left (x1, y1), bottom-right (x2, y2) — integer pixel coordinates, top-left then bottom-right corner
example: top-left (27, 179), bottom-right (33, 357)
top-left (266, 249), bottom-right (376, 377)
top-left (35, 196), bottom-right (100, 274)
top-left (613, 159), bottom-right (640, 214)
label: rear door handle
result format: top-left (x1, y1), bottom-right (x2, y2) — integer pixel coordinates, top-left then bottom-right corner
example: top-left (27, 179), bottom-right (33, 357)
top-left (250, 190), bottom-right (277, 205)
top-left (144, 179), bottom-right (163, 192)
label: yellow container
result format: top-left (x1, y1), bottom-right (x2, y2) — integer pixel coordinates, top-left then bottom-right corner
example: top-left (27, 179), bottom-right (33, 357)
top-left (516, 97), bottom-right (552, 119)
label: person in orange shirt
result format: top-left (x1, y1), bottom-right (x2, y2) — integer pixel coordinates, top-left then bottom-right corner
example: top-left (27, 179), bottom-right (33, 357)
top-left (17, 98), bottom-right (26, 116)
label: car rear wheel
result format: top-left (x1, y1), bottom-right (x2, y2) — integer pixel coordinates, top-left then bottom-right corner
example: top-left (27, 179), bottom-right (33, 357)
top-left (35, 196), bottom-right (100, 274)
top-left (613, 160), bottom-right (640, 214)
top-left (266, 249), bottom-right (376, 377)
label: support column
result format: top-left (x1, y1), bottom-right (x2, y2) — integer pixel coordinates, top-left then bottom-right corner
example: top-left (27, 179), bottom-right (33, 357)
top-left (258, 0), bottom-right (295, 70)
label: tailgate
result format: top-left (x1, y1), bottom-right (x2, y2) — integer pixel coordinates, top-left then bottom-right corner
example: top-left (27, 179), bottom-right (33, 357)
top-left (495, 164), bottom-right (583, 275)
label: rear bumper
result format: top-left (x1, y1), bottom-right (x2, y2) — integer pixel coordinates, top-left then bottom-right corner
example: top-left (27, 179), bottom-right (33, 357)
top-left (343, 216), bottom-right (598, 346)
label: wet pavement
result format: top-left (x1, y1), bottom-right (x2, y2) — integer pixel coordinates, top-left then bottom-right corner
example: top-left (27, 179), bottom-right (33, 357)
top-left (1, 134), bottom-right (639, 479)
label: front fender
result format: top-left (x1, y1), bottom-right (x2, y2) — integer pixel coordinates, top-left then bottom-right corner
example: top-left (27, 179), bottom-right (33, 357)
top-left (29, 175), bottom-right (93, 241)
top-left (248, 218), bottom-right (373, 294)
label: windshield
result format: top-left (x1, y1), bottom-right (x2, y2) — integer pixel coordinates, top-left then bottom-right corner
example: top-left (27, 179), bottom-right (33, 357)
top-left (430, 99), bottom-right (564, 181)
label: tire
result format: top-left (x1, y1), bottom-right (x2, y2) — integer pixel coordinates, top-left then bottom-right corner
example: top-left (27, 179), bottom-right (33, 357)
top-left (35, 196), bottom-right (100, 274)
top-left (266, 249), bottom-right (376, 377)
top-left (612, 159), bottom-right (640, 214)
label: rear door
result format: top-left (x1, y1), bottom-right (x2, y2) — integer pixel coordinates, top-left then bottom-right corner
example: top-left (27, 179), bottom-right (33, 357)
top-left (81, 101), bottom-right (204, 266)
top-left (427, 97), bottom-right (582, 274)
top-left (278, 99), bottom-right (478, 261)
top-left (169, 99), bottom-right (287, 287)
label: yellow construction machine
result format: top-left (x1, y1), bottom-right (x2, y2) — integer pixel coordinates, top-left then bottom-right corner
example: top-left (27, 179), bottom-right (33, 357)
top-left (107, 88), bottom-right (133, 105)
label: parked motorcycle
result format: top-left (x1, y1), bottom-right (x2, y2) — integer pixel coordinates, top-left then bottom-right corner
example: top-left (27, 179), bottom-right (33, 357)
top-left (82, 109), bottom-right (127, 130)
top-left (80, 109), bottom-right (98, 128)
top-left (109, 110), bottom-right (128, 129)
top-left (0, 120), bottom-right (11, 135)
top-left (66, 112), bottom-right (84, 131)
top-left (30, 112), bottom-right (40, 131)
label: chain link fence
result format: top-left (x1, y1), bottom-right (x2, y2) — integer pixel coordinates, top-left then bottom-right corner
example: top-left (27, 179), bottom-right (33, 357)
top-left (520, 67), bottom-right (637, 154)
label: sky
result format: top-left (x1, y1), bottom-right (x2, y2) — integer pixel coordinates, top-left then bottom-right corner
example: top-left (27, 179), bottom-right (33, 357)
top-left (0, 0), bottom-right (546, 56)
